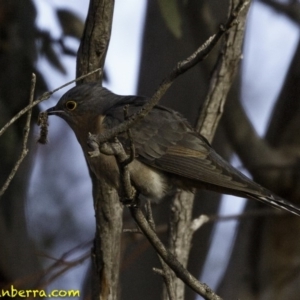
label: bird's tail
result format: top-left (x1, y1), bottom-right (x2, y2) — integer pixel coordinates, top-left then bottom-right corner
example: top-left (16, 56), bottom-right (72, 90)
top-left (247, 193), bottom-right (300, 217)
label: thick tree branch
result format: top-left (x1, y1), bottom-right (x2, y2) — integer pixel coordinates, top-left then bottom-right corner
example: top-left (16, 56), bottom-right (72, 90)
top-left (218, 2), bottom-right (300, 299)
top-left (76, 0), bottom-right (114, 83)
top-left (89, 0), bottom-right (249, 146)
top-left (90, 178), bottom-right (122, 300)
top-left (145, 201), bottom-right (176, 300)
top-left (165, 1), bottom-right (251, 298)
top-left (222, 3), bottom-right (299, 192)
top-left (197, 0), bottom-right (251, 143)
top-left (75, 2), bottom-right (121, 300)
top-left (165, 190), bottom-right (196, 299)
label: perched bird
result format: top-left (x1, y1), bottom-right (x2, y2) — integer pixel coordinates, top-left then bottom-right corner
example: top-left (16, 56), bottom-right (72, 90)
top-left (46, 82), bottom-right (300, 216)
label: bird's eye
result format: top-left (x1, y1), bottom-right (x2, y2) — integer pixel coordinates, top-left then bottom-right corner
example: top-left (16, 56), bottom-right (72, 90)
top-left (65, 100), bottom-right (77, 111)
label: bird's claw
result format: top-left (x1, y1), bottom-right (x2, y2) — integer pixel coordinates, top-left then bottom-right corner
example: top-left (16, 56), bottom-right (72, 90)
top-left (88, 149), bottom-right (101, 157)
top-left (121, 189), bottom-right (139, 207)
top-left (87, 133), bottom-right (101, 157)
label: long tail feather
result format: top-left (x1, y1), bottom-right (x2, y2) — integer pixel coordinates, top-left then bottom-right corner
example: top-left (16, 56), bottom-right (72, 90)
top-left (247, 193), bottom-right (300, 217)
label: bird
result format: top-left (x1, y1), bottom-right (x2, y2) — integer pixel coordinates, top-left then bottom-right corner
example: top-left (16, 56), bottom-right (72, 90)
top-left (46, 82), bottom-right (300, 216)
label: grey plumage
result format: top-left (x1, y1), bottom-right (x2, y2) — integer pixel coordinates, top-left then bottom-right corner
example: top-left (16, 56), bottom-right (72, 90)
top-left (46, 82), bottom-right (300, 216)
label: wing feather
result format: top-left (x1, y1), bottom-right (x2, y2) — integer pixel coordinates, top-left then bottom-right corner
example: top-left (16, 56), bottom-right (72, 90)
top-left (104, 96), bottom-right (265, 195)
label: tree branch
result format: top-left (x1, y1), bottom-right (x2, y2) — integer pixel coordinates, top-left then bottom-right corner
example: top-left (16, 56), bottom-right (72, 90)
top-left (166, 190), bottom-right (195, 299)
top-left (87, 2), bottom-right (249, 299)
top-left (0, 68), bottom-right (101, 138)
top-left (75, 2), bottom-right (121, 300)
top-left (102, 137), bottom-right (222, 300)
top-left (164, 1), bottom-right (251, 298)
top-left (196, 0), bottom-right (251, 143)
top-left (145, 200), bottom-right (176, 300)
top-left (88, 0), bottom-right (249, 146)
top-left (76, 0), bottom-right (115, 84)
top-left (129, 206), bottom-right (222, 300)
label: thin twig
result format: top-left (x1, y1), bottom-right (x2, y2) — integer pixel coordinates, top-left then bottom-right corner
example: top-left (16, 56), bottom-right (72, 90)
top-left (31, 251), bottom-right (90, 300)
top-left (0, 240), bottom-right (90, 293)
top-left (153, 268), bottom-right (164, 276)
top-left (159, 258), bottom-right (177, 300)
top-left (38, 251), bottom-right (90, 290)
top-left (129, 206), bottom-right (222, 300)
top-left (27, 240), bottom-right (92, 297)
top-left (105, 138), bottom-right (222, 300)
top-left (89, 1), bottom-right (248, 146)
top-left (0, 68), bottom-right (102, 138)
top-left (0, 73), bottom-right (36, 197)
top-left (163, 1), bottom-right (250, 294)
top-left (190, 215), bottom-right (210, 232)
top-left (37, 112), bottom-right (49, 144)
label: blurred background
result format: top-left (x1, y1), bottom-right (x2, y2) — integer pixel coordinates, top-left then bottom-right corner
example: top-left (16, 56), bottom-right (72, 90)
top-left (0, 0), bottom-right (300, 299)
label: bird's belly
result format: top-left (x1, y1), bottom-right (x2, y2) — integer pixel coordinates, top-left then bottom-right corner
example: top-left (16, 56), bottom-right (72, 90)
top-left (128, 160), bottom-right (173, 201)
top-left (87, 154), bottom-right (172, 201)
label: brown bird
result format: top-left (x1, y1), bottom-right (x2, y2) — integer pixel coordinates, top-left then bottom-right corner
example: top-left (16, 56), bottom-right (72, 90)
top-left (46, 82), bottom-right (300, 216)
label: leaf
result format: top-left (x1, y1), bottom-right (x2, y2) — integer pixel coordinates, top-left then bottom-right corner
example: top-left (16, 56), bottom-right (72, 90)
top-left (39, 30), bottom-right (66, 74)
top-left (56, 9), bottom-right (84, 39)
top-left (158, 0), bottom-right (183, 39)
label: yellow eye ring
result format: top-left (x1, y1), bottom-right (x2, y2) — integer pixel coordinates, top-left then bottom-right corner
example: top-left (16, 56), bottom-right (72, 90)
top-left (65, 100), bottom-right (77, 111)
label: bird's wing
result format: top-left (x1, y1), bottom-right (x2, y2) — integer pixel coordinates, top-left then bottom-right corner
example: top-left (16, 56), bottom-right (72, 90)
top-left (104, 97), bottom-right (266, 196)
top-left (103, 96), bottom-right (300, 216)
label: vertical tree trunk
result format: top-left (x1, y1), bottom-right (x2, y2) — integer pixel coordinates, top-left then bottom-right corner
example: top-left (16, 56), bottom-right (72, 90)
top-left (219, 13), bottom-right (300, 300)
top-left (76, 1), bottom-right (123, 299)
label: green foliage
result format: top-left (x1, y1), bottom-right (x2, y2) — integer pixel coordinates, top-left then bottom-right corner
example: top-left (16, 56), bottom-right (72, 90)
top-left (158, 0), bottom-right (183, 39)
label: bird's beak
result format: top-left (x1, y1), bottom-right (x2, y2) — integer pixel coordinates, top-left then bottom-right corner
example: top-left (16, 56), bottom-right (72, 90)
top-left (46, 106), bottom-right (63, 116)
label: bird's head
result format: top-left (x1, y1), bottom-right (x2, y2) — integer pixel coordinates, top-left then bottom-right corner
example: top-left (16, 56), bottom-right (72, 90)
top-left (46, 82), bottom-right (120, 126)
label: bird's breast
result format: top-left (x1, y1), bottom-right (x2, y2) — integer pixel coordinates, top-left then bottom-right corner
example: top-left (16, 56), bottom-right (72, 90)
top-left (87, 154), bottom-right (173, 201)
top-left (73, 115), bottom-right (174, 201)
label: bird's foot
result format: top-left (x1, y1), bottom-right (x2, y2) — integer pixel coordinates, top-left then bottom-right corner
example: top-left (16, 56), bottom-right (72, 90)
top-left (121, 189), bottom-right (139, 207)
top-left (87, 133), bottom-right (101, 157)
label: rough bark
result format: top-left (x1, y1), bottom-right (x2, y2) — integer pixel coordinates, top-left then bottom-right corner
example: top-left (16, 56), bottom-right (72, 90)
top-left (76, 1), bottom-right (123, 299)
top-left (129, 1), bottom-right (248, 300)
top-left (219, 8), bottom-right (300, 300)
top-left (76, 0), bottom-right (115, 83)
